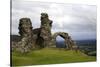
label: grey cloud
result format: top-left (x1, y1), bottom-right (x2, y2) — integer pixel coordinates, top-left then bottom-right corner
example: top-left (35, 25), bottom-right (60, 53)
top-left (11, 0), bottom-right (97, 40)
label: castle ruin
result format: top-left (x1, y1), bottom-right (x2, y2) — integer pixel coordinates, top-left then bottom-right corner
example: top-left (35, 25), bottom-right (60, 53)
top-left (11, 13), bottom-right (77, 53)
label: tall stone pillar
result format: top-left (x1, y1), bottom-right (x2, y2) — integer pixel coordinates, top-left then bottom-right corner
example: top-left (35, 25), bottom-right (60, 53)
top-left (17, 18), bottom-right (35, 53)
top-left (40, 13), bottom-right (53, 47)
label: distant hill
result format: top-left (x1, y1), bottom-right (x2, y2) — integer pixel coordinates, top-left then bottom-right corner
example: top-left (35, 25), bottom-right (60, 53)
top-left (56, 39), bottom-right (96, 48)
top-left (56, 39), bottom-right (96, 56)
top-left (56, 40), bottom-right (66, 48)
top-left (10, 35), bottom-right (21, 42)
top-left (75, 39), bottom-right (96, 46)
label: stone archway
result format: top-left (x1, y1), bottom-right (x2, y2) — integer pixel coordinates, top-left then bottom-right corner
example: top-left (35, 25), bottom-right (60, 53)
top-left (52, 32), bottom-right (77, 49)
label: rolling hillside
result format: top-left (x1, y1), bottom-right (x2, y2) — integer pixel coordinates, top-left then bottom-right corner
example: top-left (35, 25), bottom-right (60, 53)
top-left (12, 48), bottom-right (96, 66)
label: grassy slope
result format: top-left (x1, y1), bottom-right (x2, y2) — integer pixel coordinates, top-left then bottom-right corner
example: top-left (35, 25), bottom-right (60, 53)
top-left (12, 48), bottom-right (96, 66)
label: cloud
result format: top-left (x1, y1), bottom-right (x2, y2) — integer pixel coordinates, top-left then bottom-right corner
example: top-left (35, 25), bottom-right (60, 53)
top-left (11, 0), bottom-right (97, 40)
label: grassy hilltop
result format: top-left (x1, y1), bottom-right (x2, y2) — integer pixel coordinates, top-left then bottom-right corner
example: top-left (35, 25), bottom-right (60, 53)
top-left (12, 48), bottom-right (96, 66)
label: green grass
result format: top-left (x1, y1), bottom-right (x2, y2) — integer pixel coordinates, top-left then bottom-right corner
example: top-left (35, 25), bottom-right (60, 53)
top-left (12, 48), bottom-right (96, 66)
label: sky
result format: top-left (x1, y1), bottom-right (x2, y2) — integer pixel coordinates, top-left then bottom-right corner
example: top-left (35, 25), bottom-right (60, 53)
top-left (11, 0), bottom-right (97, 40)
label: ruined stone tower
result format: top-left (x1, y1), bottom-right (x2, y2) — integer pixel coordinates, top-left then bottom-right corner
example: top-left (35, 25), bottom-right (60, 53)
top-left (40, 13), bottom-right (53, 47)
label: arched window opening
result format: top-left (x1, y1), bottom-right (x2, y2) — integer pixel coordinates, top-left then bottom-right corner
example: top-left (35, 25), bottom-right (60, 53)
top-left (56, 36), bottom-right (66, 48)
